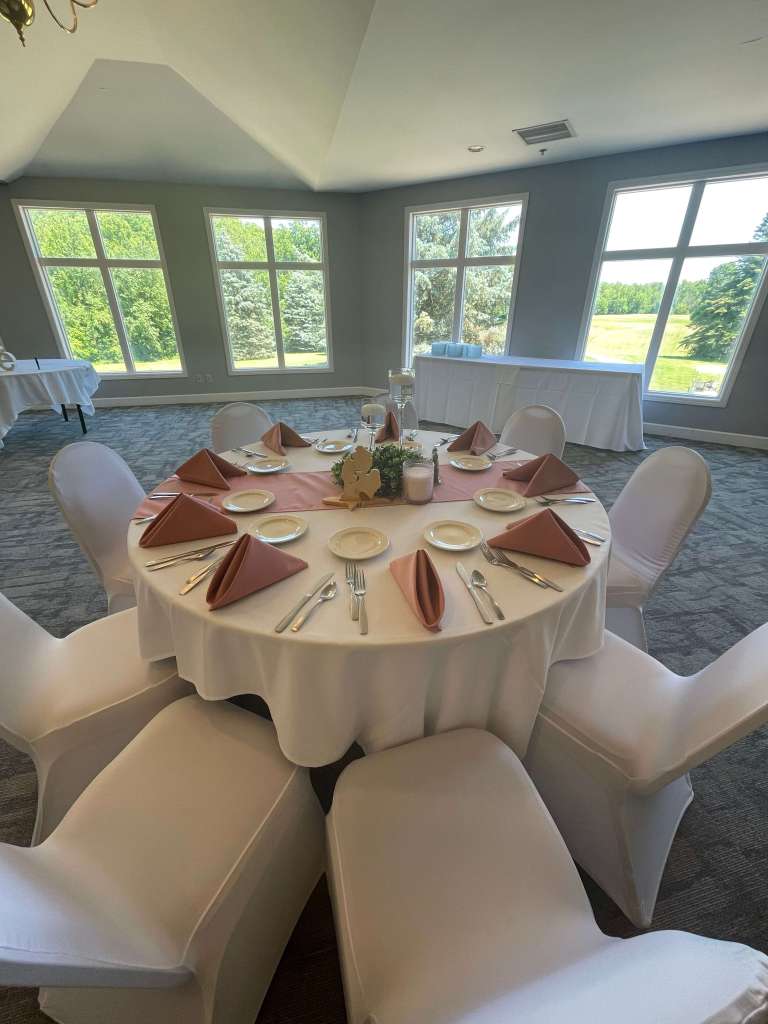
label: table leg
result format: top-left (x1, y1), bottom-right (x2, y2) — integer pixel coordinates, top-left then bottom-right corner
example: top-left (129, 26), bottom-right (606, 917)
top-left (76, 404), bottom-right (87, 434)
top-left (61, 405), bottom-right (69, 422)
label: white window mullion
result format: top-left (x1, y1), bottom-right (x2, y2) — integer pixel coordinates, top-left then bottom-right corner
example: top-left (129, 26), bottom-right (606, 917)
top-left (451, 209), bottom-right (470, 343)
top-left (264, 218), bottom-right (285, 369)
top-left (642, 182), bottom-right (705, 387)
top-left (85, 208), bottom-right (135, 374)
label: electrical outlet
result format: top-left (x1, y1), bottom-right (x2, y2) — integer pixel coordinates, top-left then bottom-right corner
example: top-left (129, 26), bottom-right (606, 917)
top-left (205, 373), bottom-right (214, 384)
top-left (193, 373), bottom-right (204, 384)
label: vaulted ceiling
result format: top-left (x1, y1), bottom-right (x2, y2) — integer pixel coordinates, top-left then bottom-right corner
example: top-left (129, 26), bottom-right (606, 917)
top-left (2, 0), bottom-right (767, 192)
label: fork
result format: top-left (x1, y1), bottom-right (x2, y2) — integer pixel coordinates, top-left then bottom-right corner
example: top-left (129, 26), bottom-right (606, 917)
top-left (479, 540), bottom-right (554, 591)
top-left (491, 545), bottom-right (565, 592)
top-left (345, 560), bottom-right (359, 620)
top-left (488, 447), bottom-right (518, 461)
top-left (235, 447), bottom-right (267, 459)
top-left (535, 495), bottom-right (597, 506)
top-left (353, 564), bottom-right (368, 635)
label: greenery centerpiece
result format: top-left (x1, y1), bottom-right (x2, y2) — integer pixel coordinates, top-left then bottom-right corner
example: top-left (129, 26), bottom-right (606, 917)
top-left (331, 444), bottom-right (426, 499)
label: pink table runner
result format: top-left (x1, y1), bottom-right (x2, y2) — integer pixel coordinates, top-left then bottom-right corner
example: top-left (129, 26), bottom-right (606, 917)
top-left (135, 460), bottom-right (589, 519)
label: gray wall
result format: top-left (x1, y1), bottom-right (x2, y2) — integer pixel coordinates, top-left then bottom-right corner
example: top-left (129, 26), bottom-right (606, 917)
top-left (361, 131), bottom-right (768, 437)
top-left (2, 131), bottom-right (767, 435)
top-left (0, 177), bottom-right (364, 401)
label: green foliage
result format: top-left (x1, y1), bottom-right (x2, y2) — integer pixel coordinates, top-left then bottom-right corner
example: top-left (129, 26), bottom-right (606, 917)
top-left (331, 445), bottom-right (425, 498)
top-left (681, 213), bottom-right (768, 361)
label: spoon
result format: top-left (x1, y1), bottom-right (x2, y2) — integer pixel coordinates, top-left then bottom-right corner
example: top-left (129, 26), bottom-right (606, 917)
top-left (290, 581), bottom-right (338, 632)
top-left (470, 569), bottom-right (505, 620)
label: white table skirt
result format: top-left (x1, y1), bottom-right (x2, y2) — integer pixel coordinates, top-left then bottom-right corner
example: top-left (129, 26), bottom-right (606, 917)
top-left (0, 359), bottom-right (100, 448)
top-left (128, 429), bottom-right (610, 767)
top-left (414, 354), bottom-right (644, 451)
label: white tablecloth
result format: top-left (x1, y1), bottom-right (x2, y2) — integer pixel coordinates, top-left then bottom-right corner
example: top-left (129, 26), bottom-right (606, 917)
top-left (127, 429), bottom-right (610, 766)
top-left (414, 354), bottom-right (644, 451)
top-left (0, 359), bottom-right (100, 448)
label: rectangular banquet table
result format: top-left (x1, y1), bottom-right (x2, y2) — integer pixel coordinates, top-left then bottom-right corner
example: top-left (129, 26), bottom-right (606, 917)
top-left (414, 354), bottom-right (644, 452)
top-left (0, 358), bottom-right (100, 448)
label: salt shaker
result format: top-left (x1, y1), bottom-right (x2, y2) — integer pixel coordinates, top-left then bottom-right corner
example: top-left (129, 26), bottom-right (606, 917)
top-left (432, 445), bottom-right (441, 486)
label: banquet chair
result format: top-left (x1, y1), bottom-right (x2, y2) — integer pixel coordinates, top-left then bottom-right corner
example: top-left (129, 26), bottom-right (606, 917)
top-left (606, 446), bottom-right (711, 650)
top-left (211, 401), bottom-right (273, 452)
top-left (49, 442), bottom-right (144, 614)
top-left (0, 591), bottom-right (189, 843)
top-left (525, 625), bottom-right (768, 927)
top-left (0, 696), bottom-right (325, 1024)
top-left (328, 729), bottom-right (768, 1024)
top-left (499, 404), bottom-right (566, 457)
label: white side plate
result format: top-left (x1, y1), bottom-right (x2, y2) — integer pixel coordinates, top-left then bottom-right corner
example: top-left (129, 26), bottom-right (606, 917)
top-left (222, 489), bottom-right (275, 513)
top-left (251, 515), bottom-right (308, 544)
top-left (328, 527), bottom-right (390, 560)
top-left (449, 455), bottom-right (492, 472)
top-left (315, 439), bottom-right (353, 454)
top-left (246, 457), bottom-right (289, 474)
top-left (473, 488), bottom-right (526, 513)
top-left (424, 520), bottom-right (483, 552)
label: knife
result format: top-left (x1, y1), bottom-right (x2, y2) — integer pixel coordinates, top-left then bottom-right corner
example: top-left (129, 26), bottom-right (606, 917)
top-left (179, 556), bottom-right (225, 595)
top-left (456, 562), bottom-right (493, 625)
top-left (275, 572), bottom-right (335, 633)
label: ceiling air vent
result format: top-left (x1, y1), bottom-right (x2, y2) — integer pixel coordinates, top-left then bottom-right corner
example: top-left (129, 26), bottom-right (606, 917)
top-left (515, 120), bottom-right (575, 145)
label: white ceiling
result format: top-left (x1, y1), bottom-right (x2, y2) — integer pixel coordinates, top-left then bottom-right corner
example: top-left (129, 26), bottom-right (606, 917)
top-left (3, 0), bottom-right (767, 192)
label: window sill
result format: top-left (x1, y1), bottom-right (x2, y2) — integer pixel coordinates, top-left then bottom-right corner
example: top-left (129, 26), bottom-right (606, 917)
top-left (96, 371), bottom-right (188, 380)
top-left (643, 391), bottom-right (727, 408)
top-left (226, 365), bottom-right (334, 376)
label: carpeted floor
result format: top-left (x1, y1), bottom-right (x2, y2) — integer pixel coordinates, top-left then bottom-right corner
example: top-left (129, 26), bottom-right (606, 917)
top-left (1, 400), bottom-right (768, 1022)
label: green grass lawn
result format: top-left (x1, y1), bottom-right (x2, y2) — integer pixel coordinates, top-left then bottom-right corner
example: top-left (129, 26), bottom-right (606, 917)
top-left (586, 314), bottom-right (726, 396)
top-left (87, 351), bottom-right (329, 375)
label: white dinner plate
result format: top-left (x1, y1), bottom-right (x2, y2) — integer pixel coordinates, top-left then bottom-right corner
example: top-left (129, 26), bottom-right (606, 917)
top-left (473, 488), bottom-right (527, 513)
top-left (251, 515), bottom-right (307, 544)
top-left (423, 520), bottom-right (483, 552)
top-left (449, 454), bottom-right (492, 472)
top-left (315, 439), bottom-right (353, 454)
top-left (246, 457), bottom-right (289, 474)
top-left (328, 526), bottom-right (390, 560)
top-left (222, 489), bottom-right (275, 514)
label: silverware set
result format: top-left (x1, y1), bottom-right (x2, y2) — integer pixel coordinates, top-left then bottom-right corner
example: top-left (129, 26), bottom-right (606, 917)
top-left (575, 528), bottom-right (606, 546)
top-left (535, 495), bottom-right (598, 506)
top-left (456, 562), bottom-right (493, 624)
top-left (144, 540), bottom-right (235, 572)
top-left (149, 490), bottom-right (219, 500)
top-left (480, 539), bottom-right (563, 592)
top-left (290, 580), bottom-right (337, 631)
top-left (345, 561), bottom-right (359, 620)
top-left (234, 446), bottom-right (267, 459)
top-left (179, 555), bottom-right (226, 594)
top-left (488, 447), bottom-right (518, 460)
top-left (275, 573), bottom-right (335, 633)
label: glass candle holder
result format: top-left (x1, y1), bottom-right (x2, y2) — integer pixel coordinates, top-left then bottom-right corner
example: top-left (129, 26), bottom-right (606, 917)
top-left (402, 463), bottom-right (434, 504)
top-left (388, 367), bottom-right (416, 408)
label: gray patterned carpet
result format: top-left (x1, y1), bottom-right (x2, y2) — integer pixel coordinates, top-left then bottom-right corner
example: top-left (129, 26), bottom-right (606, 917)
top-left (1, 400), bottom-right (767, 1023)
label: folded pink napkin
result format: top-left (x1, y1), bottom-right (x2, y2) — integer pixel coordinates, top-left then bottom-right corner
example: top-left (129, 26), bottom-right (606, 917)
top-left (175, 449), bottom-right (246, 490)
top-left (261, 422), bottom-right (311, 455)
top-left (390, 548), bottom-right (445, 631)
top-left (206, 533), bottom-right (308, 609)
top-left (488, 508), bottom-right (590, 566)
top-left (139, 493), bottom-right (237, 548)
top-left (502, 454), bottom-right (580, 497)
top-left (447, 420), bottom-right (496, 455)
top-left (375, 410), bottom-right (400, 443)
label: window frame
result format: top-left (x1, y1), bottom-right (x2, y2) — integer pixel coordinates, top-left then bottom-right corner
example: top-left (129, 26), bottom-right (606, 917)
top-left (577, 164), bottom-right (768, 407)
top-left (402, 192), bottom-right (529, 365)
top-left (12, 198), bottom-right (187, 379)
top-left (204, 207), bottom-right (334, 376)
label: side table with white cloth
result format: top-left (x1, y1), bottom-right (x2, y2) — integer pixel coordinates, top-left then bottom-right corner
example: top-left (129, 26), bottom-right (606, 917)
top-left (414, 354), bottom-right (644, 451)
top-left (0, 358), bottom-right (100, 448)
top-left (127, 429), bottom-right (610, 767)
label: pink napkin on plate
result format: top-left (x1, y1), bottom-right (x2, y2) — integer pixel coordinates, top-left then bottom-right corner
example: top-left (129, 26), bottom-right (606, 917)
top-left (175, 448), bottom-right (246, 490)
top-left (206, 533), bottom-right (308, 609)
top-left (139, 493), bottom-right (237, 548)
top-left (261, 422), bottom-right (311, 455)
top-left (375, 410), bottom-right (400, 443)
top-left (502, 454), bottom-right (580, 497)
top-left (447, 420), bottom-right (496, 455)
top-left (390, 548), bottom-right (445, 631)
top-left (488, 508), bottom-right (590, 566)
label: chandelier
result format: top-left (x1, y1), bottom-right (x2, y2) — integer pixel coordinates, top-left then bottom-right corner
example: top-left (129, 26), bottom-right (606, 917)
top-left (0, 0), bottom-right (98, 46)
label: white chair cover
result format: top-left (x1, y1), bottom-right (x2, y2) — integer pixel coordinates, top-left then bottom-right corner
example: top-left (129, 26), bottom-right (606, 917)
top-left (525, 625), bottom-right (768, 925)
top-left (499, 404), bottom-right (566, 457)
top-left (49, 442), bottom-right (145, 614)
top-left (328, 729), bottom-right (768, 1024)
top-left (0, 696), bottom-right (325, 1024)
top-left (211, 402), bottom-right (273, 452)
top-left (0, 591), bottom-right (189, 843)
top-left (606, 446), bottom-right (711, 649)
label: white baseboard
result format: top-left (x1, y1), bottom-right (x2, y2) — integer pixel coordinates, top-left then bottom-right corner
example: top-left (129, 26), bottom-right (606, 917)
top-left (92, 385), bottom-right (382, 408)
top-left (645, 422), bottom-right (768, 450)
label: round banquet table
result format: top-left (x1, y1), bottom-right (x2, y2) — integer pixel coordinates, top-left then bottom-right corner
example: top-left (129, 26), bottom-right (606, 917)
top-left (127, 428), bottom-right (610, 766)
top-left (0, 358), bottom-right (99, 448)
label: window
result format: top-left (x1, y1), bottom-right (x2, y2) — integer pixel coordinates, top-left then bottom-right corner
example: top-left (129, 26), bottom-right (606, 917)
top-left (206, 210), bottom-right (332, 372)
top-left (404, 195), bottom-right (527, 361)
top-left (15, 202), bottom-right (184, 376)
top-left (580, 172), bottom-right (768, 402)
